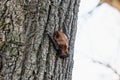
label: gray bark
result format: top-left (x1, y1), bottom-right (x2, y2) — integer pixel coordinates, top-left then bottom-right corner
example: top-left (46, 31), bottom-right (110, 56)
top-left (0, 0), bottom-right (80, 80)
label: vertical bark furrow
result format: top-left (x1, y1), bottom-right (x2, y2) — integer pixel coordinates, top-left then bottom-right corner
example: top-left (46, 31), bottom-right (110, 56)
top-left (43, 44), bottom-right (56, 80)
top-left (11, 47), bottom-right (20, 80)
top-left (36, 37), bottom-right (49, 80)
top-left (67, 0), bottom-right (80, 80)
top-left (43, 0), bottom-right (61, 79)
top-left (58, 0), bottom-right (71, 29)
top-left (63, 0), bottom-right (75, 39)
top-left (0, 0), bottom-right (10, 21)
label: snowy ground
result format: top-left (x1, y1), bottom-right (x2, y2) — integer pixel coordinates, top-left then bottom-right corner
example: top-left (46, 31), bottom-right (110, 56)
top-left (73, 0), bottom-right (120, 80)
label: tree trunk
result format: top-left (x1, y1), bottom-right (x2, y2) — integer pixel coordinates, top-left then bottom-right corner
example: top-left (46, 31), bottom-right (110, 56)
top-left (0, 0), bottom-right (80, 80)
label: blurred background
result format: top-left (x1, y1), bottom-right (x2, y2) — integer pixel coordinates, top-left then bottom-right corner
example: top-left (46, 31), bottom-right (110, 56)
top-left (72, 0), bottom-right (120, 80)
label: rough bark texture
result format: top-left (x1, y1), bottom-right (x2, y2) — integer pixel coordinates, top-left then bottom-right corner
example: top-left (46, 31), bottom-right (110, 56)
top-left (0, 0), bottom-right (80, 80)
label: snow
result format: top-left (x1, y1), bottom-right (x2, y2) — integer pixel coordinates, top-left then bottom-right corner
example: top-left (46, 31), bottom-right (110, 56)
top-left (73, 0), bottom-right (120, 80)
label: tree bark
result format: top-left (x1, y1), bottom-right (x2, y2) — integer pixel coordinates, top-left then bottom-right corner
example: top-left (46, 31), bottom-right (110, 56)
top-left (0, 0), bottom-right (80, 80)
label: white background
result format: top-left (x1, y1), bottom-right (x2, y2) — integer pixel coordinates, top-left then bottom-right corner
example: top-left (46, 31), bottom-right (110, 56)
top-left (73, 0), bottom-right (120, 80)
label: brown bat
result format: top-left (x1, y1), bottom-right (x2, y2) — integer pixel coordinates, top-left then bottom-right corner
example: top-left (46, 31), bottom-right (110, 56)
top-left (47, 29), bottom-right (69, 58)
